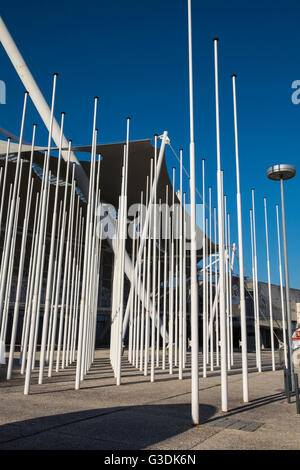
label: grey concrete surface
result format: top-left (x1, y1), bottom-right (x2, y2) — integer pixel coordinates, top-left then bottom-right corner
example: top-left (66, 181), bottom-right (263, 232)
top-left (0, 349), bottom-right (299, 450)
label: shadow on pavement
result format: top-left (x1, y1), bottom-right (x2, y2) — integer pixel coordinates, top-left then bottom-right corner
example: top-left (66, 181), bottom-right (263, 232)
top-left (0, 402), bottom-right (217, 450)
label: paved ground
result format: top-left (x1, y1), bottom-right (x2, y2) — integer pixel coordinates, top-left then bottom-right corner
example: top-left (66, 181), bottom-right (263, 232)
top-left (0, 349), bottom-right (299, 450)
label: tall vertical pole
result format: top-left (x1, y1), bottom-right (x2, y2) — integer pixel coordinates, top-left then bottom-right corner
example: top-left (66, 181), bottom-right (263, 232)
top-left (144, 160), bottom-right (153, 376)
top-left (202, 159), bottom-right (207, 378)
top-left (209, 187), bottom-right (214, 371)
top-left (179, 150), bottom-right (183, 380)
top-left (280, 178), bottom-right (294, 390)
top-left (168, 167), bottom-right (176, 375)
top-left (205, 217), bottom-right (209, 366)
top-left (162, 186), bottom-right (169, 370)
top-left (276, 204), bottom-right (288, 367)
top-left (231, 75), bottom-right (248, 401)
top-left (39, 112), bottom-right (65, 383)
top-left (250, 209), bottom-right (259, 368)
top-left (76, 97), bottom-right (98, 389)
top-left (264, 198), bottom-right (275, 371)
top-left (139, 195), bottom-right (145, 370)
top-left (224, 194), bottom-right (230, 370)
top-left (7, 123), bottom-right (36, 380)
top-left (151, 135), bottom-right (158, 383)
top-left (183, 192), bottom-right (187, 369)
top-left (187, 0), bottom-right (199, 424)
top-left (228, 213), bottom-right (234, 367)
top-left (213, 38), bottom-right (227, 412)
top-left (252, 189), bottom-right (262, 372)
top-left (156, 199), bottom-right (162, 368)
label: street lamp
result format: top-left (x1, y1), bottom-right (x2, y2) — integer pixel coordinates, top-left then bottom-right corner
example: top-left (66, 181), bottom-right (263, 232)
top-left (267, 164), bottom-right (296, 390)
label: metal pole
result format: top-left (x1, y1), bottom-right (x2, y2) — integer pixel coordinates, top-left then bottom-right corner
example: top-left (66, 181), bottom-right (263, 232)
top-left (252, 189), bottom-right (262, 372)
top-left (250, 209), bottom-right (259, 369)
top-left (213, 38), bottom-right (227, 412)
top-left (139, 196), bottom-right (145, 370)
top-left (156, 199), bottom-right (162, 368)
top-left (228, 213), bottom-right (234, 367)
top-left (168, 168), bottom-right (176, 374)
top-left (162, 186), bottom-right (169, 370)
top-left (209, 187), bottom-right (214, 371)
top-left (39, 112), bottom-right (65, 383)
top-left (188, 0), bottom-right (199, 424)
top-left (224, 195), bottom-right (230, 371)
top-left (280, 177), bottom-right (294, 390)
top-left (214, 206), bottom-right (220, 367)
top-left (144, 160), bottom-right (153, 376)
top-left (276, 204), bottom-right (288, 367)
top-left (202, 159), bottom-right (207, 378)
top-left (264, 197), bottom-right (275, 371)
top-left (183, 192), bottom-right (187, 369)
top-left (231, 74), bottom-right (248, 401)
top-left (151, 135), bottom-right (158, 383)
top-left (179, 150), bottom-right (184, 379)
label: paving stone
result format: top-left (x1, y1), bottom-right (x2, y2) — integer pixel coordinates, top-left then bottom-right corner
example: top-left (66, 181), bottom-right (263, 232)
top-left (0, 350), bottom-right (299, 450)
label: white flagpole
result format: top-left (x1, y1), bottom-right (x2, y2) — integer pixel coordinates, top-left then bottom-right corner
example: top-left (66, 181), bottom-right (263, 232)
top-left (169, 167), bottom-right (176, 374)
top-left (179, 150), bottom-right (183, 379)
top-left (7, 123), bottom-right (36, 379)
top-left (59, 171), bottom-right (76, 371)
top-left (49, 144), bottom-right (71, 378)
top-left (214, 206), bottom-right (220, 367)
top-left (72, 215), bottom-right (84, 364)
top-left (39, 112), bottom-right (65, 383)
top-left (67, 204), bottom-right (82, 366)
top-left (250, 208), bottom-right (259, 369)
top-left (188, 0), bottom-right (199, 423)
top-left (1, 196), bottom-right (20, 343)
top-left (224, 194), bottom-right (230, 371)
top-left (151, 135), bottom-right (158, 382)
top-left (1, 189), bottom-right (21, 342)
top-left (264, 197), bottom-right (275, 371)
top-left (183, 192), bottom-right (187, 369)
top-left (46, 200), bottom-right (63, 364)
top-left (231, 74), bottom-right (248, 401)
top-left (32, 180), bottom-right (51, 371)
top-left (205, 217), bottom-right (209, 367)
top-left (24, 146), bottom-right (50, 394)
top-left (213, 38), bottom-right (227, 411)
top-left (20, 191), bottom-right (40, 372)
top-left (162, 186), bottom-right (169, 370)
top-left (116, 118), bottom-right (130, 385)
top-left (228, 213), bottom-right (234, 367)
top-left (202, 158), bottom-right (207, 378)
top-left (139, 195), bottom-right (145, 370)
top-left (144, 160), bottom-right (153, 376)
top-left (156, 199), bottom-right (162, 368)
top-left (128, 217), bottom-right (136, 364)
top-left (76, 97), bottom-right (98, 389)
top-left (174, 205), bottom-right (179, 368)
top-left (275, 204), bottom-right (288, 367)
top-left (251, 189), bottom-right (262, 372)
top-left (209, 186), bottom-right (214, 371)
top-left (7, 178), bottom-right (33, 379)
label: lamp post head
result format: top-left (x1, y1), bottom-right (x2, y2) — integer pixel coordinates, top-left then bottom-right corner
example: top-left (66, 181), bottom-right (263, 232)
top-left (267, 164), bottom-right (296, 181)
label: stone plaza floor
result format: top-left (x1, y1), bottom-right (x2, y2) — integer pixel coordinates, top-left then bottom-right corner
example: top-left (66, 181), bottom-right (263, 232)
top-left (0, 349), bottom-right (299, 450)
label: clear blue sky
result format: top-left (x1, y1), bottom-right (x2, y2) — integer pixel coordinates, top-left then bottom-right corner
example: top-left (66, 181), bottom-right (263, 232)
top-left (0, 0), bottom-right (299, 288)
